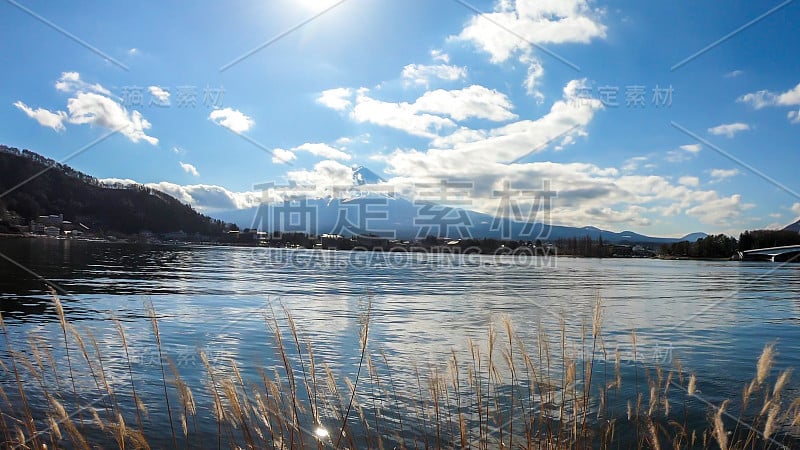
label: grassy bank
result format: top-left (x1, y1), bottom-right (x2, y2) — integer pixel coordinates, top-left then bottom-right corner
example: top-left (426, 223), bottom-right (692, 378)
top-left (0, 293), bottom-right (798, 449)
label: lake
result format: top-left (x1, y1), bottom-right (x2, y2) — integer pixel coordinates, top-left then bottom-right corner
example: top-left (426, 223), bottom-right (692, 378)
top-left (1, 238), bottom-right (799, 448)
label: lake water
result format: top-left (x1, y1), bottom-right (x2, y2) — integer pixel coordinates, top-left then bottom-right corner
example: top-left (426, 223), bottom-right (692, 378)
top-left (1, 238), bottom-right (799, 448)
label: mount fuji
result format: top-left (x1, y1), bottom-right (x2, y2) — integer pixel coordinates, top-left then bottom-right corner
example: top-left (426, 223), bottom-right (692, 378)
top-left (213, 166), bottom-right (697, 244)
top-left (352, 165), bottom-right (385, 186)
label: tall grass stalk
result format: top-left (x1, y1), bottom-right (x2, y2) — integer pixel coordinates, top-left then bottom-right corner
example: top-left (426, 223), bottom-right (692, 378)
top-left (146, 300), bottom-right (178, 449)
top-left (335, 298), bottom-right (371, 449)
top-left (52, 290), bottom-right (82, 428)
top-left (0, 294), bottom-right (799, 448)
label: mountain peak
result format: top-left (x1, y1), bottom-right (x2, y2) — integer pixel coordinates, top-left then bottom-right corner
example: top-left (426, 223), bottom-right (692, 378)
top-left (352, 166), bottom-right (386, 186)
top-left (784, 219), bottom-right (800, 233)
top-left (679, 232), bottom-right (708, 242)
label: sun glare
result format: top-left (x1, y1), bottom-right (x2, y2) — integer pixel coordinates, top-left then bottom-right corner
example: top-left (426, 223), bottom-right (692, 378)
top-left (296, 0), bottom-right (343, 14)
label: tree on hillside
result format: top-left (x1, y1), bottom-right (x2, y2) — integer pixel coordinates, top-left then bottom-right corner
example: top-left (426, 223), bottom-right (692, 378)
top-left (660, 234), bottom-right (737, 258)
top-left (0, 146), bottom-right (230, 237)
top-left (738, 230), bottom-right (800, 251)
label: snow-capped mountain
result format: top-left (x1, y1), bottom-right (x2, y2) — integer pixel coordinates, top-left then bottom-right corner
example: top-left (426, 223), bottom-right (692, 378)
top-left (352, 165), bottom-right (385, 185)
top-left (212, 166), bottom-right (693, 244)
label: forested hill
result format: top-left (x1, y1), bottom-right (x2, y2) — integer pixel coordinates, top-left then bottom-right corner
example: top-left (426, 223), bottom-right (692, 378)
top-left (0, 145), bottom-right (228, 236)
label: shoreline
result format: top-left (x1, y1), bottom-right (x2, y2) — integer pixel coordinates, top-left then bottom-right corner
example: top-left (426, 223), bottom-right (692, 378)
top-left (0, 236), bottom-right (752, 262)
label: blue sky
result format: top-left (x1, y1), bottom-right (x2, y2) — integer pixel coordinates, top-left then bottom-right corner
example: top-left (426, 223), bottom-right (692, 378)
top-left (2, 0), bottom-right (799, 237)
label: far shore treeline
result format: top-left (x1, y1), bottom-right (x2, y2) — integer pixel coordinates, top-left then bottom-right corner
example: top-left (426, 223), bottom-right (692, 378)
top-left (226, 230), bottom-right (800, 259)
top-left (660, 230), bottom-right (800, 259)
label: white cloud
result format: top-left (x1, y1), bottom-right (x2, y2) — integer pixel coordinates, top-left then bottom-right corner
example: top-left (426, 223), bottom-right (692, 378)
top-left (294, 143), bottom-right (351, 160)
top-left (272, 142), bottom-right (352, 164)
top-left (17, 73), bottom-right (159, 144)
top-left (378, 79), bottom-right (602, 168)
top-left (383, 79), bottom-right (602, 173)
top-left (402, 63), bottom-right (467, 86)
top-left (350, 90), bottom-right (456, 138)
top-left (778, 84), bottom-right (800, 105)
top-left (317, 88), bottom-right (353, 111)
top-left (680, 144), bottom-right (701, 153)
top-left (665, 151), bottom-right (691, 163)
top-left (335, 133), bottom-right (370, 146)
top-left (739, 82), bottom-right (800, 124)
top-left (272, 148), bottom-right (297, 164)
top-left (792, 203), bottom-right (800, 216)
top-left (665, 144), bottom-right (701, 163)
top-left (353, 77), bottom-right (757, 231)
top-left (667, 143), bottom-right (703, 163)
top-left (148, 86), bottom-right (170, 105)
top-left (54, 71), bottom-right (111, 96)
top-left (738, 90), bottom-right (774, 109)
top-left (343, 84), bottom-right (517, 138)
top-left (309, 56), bottom-right (760, 232)
top-left (685, 194), bottom-right (754, 225)
top-left (67, 92), bottom-right (159, 145)
top-left (413, 85), bottom-right (517, 121)
top-left (522, 56), bottom-right (545, 103)
top-left (101, 179), bottom-right (266, 217)
top-left (622, 156), bottom-right (649, 172)
top-left (128, 48), bottom-right (139, 56)
top-left (381, 157), bottom-right (753, 230)
top-left (430, 127), bottom-right (487, 149)
top-left (582, 205), bottom-right (652, 227)
top-left (707, 122), bottom-right (749, 138)
top-left (144, 181), bottom-right (261, 212)
top-left (100, 178), bottom-right (138, 187)
top-left (179, 162), bottom-right (199, 177)
top-left (724, 70), bottom-right (743, 78)
top-left (100, 178), bottom-right (262, 212)
top-left (452, 0), bottom-right (606, 63)
top-left (209, 107), bottom-right (254, 133)
top-left (286, 160), bottom-right (355, 191)
top-left (739, 82), bottom-right (800, 109)
top-left (709, 168), bottom-right (740, 182)
top-left (13, 101), bottom-right (68, 131)
top-left (430, 49), bottom-right (450, 63)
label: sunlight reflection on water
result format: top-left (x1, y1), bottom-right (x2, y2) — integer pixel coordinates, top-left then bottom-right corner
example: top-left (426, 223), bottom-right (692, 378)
top-left (1, 239), bottom-right (799, 446)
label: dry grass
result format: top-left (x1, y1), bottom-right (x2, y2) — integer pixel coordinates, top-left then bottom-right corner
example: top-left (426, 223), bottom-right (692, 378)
top-left (0, 292), bottom-right (798, 449)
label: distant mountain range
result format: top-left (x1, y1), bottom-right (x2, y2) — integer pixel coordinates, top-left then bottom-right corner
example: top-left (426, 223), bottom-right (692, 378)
top-left (0, 146), bottom-right (733, 244)
top-left (215, 166), bottom-right (708, 245)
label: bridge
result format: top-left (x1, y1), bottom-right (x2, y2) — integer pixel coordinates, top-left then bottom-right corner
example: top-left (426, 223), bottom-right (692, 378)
top-left (738, 245), bottom-right (800, 262)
